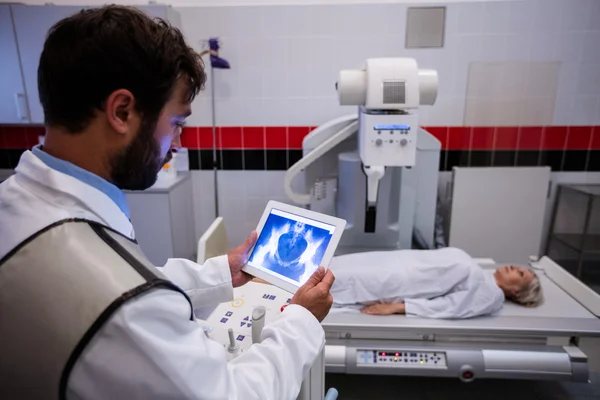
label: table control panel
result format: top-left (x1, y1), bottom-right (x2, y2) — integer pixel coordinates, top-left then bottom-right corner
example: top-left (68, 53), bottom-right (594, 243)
top-left (356, 350), bottom-right (447, 368)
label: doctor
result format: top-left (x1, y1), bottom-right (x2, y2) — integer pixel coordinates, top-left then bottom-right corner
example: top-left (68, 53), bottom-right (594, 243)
top-left (0, 5), bottom-right (334, 400)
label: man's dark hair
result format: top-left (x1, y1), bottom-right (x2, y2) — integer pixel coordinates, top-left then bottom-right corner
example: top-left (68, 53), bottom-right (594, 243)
top-left (38, 5), bottom-right (205, 133)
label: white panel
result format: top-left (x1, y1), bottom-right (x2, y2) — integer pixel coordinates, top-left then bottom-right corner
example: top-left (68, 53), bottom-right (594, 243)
top-left (215, 97), bottom-right (245, 125)
top-left (169, 175), bottom-right (196, 260)
top-left (285, 37), bottom-right (312, 69)
top-left (127, 192), bottom-right (174, 266)
top-left (449, 167), bottom-right (551, 264)
top-left (260, 6), bottom-right (289, 36)
top-left (191, 170), bottom-right (217, 243)
top-left (0, 5), bottom-right (28, 124)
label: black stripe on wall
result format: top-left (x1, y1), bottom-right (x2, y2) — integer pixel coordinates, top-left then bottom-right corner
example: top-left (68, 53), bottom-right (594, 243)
top-left (2, 149), bottom-right (599, 173)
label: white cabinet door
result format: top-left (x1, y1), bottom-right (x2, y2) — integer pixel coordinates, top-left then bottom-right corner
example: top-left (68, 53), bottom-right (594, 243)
top-left (0, 5), bottom-right (29, 124)
top-left (11, 5), bottom-right (85, 124)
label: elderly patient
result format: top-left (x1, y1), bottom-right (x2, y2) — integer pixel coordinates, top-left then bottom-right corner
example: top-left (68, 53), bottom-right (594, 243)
top-left (328, 247), bottom-right (543, 319)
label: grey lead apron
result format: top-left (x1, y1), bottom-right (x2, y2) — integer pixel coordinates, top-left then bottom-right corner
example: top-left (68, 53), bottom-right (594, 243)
top-left (0, 219), bottom-right (193, 400)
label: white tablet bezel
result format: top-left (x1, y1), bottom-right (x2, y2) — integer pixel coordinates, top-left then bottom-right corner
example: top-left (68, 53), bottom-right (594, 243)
top-left (243, 200), bottom-right (346, 294)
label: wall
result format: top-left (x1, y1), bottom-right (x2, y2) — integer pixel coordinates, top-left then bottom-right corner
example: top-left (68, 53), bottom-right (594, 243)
top-left (0, 0), bottom-right (516, 6)
top-left (1, 0), bottom-right (600, 253)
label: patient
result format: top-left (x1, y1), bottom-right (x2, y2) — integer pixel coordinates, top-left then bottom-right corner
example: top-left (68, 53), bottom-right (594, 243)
top-left (328, 248), bottom-right (543, 319)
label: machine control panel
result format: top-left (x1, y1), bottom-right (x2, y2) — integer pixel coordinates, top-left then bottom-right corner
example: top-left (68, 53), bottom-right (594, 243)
top-left (359, 113), bottom-right (418, 167)
top-left (356, 350), bottom-right (447, 368)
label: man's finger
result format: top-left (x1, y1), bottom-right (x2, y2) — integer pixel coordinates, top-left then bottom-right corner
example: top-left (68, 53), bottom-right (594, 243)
top-left (245, 231), bottom-right (258, 248)
top-left (303, 266), bottom-right (325, 288)
top-left (316, 270), bottom-right (335, 291)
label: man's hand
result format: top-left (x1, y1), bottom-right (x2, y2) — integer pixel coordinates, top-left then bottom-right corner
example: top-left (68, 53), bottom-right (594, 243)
top-left (290, 267), bottom-right (335, 322)
top-left (227, 231), bottom-right (258, 288)
top-left (360, 303), bottom-right (406, 315)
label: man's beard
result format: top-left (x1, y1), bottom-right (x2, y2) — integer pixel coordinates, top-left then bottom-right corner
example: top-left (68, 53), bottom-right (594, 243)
top-left (110, 117), bottom-right (171, 191)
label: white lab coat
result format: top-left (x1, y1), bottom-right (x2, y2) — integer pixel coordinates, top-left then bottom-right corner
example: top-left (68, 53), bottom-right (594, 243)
top-left (0, 151), bottom-right (324, 400)
top-left (329, 248), bottom-right (505, 319)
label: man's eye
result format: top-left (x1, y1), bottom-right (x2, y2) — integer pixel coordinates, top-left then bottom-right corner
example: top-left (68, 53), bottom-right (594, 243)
top-left (519, 271), bottom-right (524, 277)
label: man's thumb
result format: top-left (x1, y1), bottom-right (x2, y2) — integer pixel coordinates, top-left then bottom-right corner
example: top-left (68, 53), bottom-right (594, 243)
top-left (243, 231), bottom-right (258, 250)
top-left (304, 266), bottom-right (325, 288)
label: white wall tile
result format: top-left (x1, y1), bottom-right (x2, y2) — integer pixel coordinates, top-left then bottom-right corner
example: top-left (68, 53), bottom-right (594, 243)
top-left (237, 67), bottom-right (264, 98)
top-left (308, 36), bottom-right (336, 71)
top-left (308, 5), bottom-right (337, 36)
top-left (528, 33), bottom-right (559, 62)
top-left (456, 2), bottom-right (485, 35)
top-left (443, 4), bottom-right (460, 36)
top-left (587, 0), bottom-right (600, 31)
top-left (237, 98), bottom-right (265, 126)
top-left (561, 0), bottom-right (593, 32)
top-left (236, 37), bottom-right (266, 69)
top-left (483, 1), bottom-right (511, 35)
top-left (260, 6), bottom-right (288, 37)
top-left (553, 94), bottom-right (575, 125)
top-left (283, 5), bottom-right (311, 37)
top-left (575, 63), bottom-right (600, 96)
top-left (554, 32), bottom-right (585, 64)
top-left (333, 4), bottom-right (365, 36)
top-left (212, 65), bottom-right (237, 98)
top-left (285, 67), bottom-right (311, 97)
top-left (532, 0), bottom-right (565, 33)
top-left (507, 0), bottom-right (537, 34)
top-left (261, 98), bottom-right (290, 125)
top-left (572, 95), bottom-right (600, 125)
top-left (215, 97), bottom-right (245, 125)
top-left (581, 31), bottom-right (600, 64)
top-left (285, 37), bottom-right (312, 69)
top-left (262, 69), bottom-right (287, 99)
top-left (260, 37), bottom-right (287, 69)
top-left (366, 4), bottom-right (406, 37)
top-left (188, 97), bottom-right (213, 126)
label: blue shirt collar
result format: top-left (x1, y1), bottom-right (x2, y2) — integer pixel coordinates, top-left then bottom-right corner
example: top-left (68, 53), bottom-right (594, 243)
top-left (32, 145), bottom-right (131, 219)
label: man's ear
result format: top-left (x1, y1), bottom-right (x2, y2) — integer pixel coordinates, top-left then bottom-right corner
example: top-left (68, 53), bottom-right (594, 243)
top-left (511, 287), bottom-right (520, 297)
top-left (105, 89), bottom-right (136, 135)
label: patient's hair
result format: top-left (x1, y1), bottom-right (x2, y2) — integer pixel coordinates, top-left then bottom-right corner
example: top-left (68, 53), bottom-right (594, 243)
top-left (510, 271), bottom-right (543, 308)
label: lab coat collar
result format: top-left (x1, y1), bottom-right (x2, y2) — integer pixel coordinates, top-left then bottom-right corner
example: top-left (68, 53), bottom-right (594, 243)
top-left (15, 151), bottom-right (135, 238)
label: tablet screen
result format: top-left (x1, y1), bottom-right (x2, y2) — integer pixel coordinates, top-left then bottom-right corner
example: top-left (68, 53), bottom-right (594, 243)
top-left (247, 208), bottom-right (335, 286)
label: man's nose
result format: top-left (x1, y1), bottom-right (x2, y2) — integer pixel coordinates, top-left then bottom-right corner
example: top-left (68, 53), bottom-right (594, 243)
top-left (171, 135), bottom-right (182, 151)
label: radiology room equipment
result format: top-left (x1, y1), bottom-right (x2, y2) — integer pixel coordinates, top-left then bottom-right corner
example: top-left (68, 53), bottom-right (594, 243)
top-left (284, 58), bottom-right (441, 251)
top-left (202, 58), bottom-right (600, 399)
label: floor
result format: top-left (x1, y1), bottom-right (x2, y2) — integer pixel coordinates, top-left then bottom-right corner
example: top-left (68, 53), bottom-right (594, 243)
top-left (326, 338), bottom-right (600, 400)
top-left (326, 372), bottom-right (600, 400)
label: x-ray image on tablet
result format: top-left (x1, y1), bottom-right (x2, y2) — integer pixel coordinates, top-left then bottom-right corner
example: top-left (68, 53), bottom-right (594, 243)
top-left (244, 201), bottom-right (346, 294)
top-left (249, 210), bottom-right (333, 284)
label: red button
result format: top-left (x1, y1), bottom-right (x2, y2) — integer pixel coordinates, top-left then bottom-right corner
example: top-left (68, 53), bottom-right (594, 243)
top-left (280, 304), bottom-right (288, 312)
top-left (462, 371), bottom-right (473, 380)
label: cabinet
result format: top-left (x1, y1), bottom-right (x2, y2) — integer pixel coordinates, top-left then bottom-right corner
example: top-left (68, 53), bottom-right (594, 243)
top-left (125, 173), bottom-right (196, 266)
top-left (546, 185), bottom-right (600, 282)
top-left (0, 5), bottom-right (29, 123)
top-left (1, 4), bottom-right (181, 125)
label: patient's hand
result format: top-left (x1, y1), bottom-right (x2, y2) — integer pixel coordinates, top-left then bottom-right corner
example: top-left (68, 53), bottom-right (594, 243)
top-left (361, 303), bottom-right (406, 315)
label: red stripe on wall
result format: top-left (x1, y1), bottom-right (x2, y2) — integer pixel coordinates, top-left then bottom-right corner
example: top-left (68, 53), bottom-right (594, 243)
top-left (2, 125), bottom-right (600, 151)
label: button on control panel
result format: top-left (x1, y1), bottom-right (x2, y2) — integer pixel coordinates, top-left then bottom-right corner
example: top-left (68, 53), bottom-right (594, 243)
top-left (356, 350), bottom-right (447, 368)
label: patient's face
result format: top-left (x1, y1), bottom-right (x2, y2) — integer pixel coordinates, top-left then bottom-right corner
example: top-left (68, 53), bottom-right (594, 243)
top-left (494, 265), bottom-right (533, 294)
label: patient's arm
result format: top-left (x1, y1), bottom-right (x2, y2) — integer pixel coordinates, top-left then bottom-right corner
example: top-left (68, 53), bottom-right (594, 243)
top-left (361, 303), bottom-right (406, 315)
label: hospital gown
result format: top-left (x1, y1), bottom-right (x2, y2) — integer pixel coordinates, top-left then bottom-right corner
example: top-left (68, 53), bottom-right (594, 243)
top-left (329, 247), bottom-right (505, 319)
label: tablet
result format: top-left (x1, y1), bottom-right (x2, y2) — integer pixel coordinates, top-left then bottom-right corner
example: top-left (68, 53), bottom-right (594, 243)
top-left (243, 201), bottom-right (346, 294)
